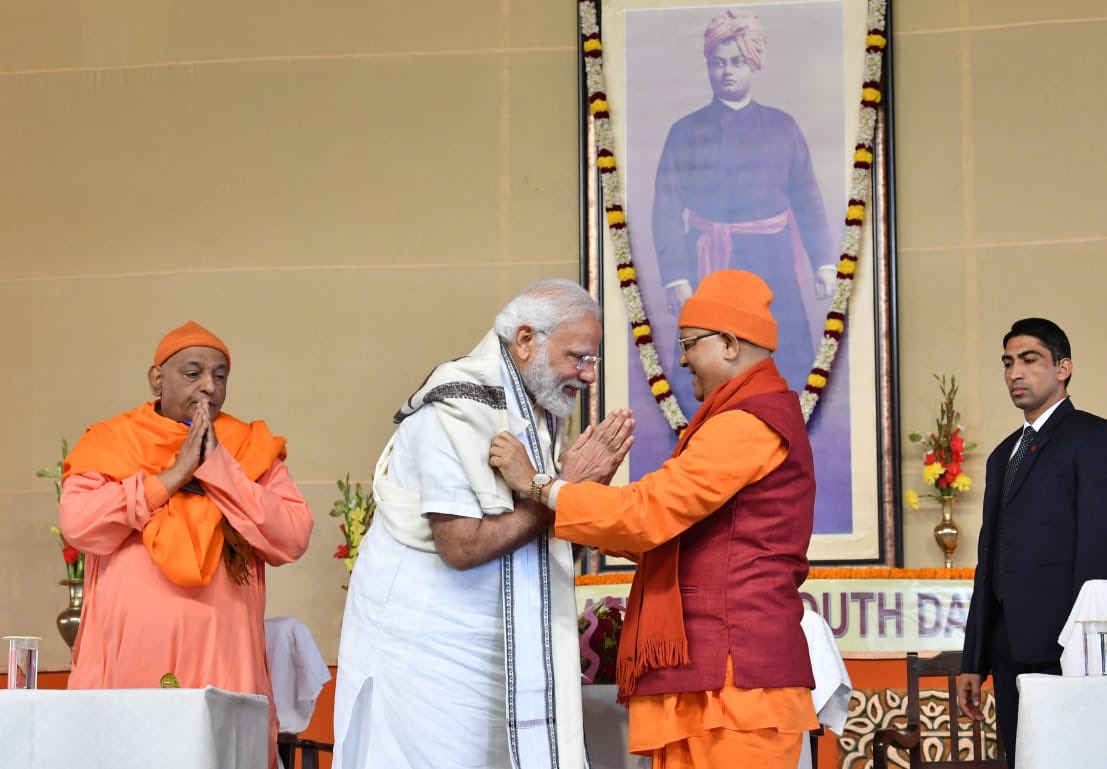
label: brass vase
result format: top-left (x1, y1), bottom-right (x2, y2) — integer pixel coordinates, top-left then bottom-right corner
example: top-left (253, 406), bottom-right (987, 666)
top-left (57, 578), bottom-right (84, 649)
top-left (933, 496), bottom-right (960, 568)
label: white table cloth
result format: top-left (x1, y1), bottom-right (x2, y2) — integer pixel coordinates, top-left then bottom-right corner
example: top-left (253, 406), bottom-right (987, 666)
top-left (580, 610), bottom-right (851, 769)
top-left (264, 616), bottom-right (332, 734)
top-left (1057, 579), bottom-right (1107, 676)
top-left (0, 686), bottom-right (269, 769)
top-left (1015, 673), bottom-right (1107, 769)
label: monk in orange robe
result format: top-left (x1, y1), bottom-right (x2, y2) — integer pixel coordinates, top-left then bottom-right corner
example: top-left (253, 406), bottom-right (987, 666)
top-left (491, 271), bottom-right (818, 769)
top-left (59, 321), bottom-right (314, 769)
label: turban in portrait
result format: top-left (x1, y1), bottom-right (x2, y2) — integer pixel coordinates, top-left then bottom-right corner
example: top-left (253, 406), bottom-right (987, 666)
top-left (703, 9), bottom-right (766, 72)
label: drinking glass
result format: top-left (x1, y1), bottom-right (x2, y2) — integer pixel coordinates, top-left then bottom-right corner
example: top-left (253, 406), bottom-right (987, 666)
top-left (4, 636), bottom-right (40, 689)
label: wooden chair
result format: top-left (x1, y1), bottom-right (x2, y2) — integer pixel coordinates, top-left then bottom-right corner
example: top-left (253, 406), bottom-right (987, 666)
top-left (872, 651), bottom-right (1006, 768)
top-left (277, 732), bottom-right (333, 769)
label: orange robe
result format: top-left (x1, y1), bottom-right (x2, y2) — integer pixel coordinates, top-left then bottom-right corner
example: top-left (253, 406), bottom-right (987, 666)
top-left (555, 410), bottom-right (817, 767)
top-left (60, 418), bottom-right (313, 768)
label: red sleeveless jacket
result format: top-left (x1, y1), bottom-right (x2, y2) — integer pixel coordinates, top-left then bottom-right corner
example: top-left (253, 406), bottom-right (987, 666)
top-left (633, 391), bottom-right (816, 695)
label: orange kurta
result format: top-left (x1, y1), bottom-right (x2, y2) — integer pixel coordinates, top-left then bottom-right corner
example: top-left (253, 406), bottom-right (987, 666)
top-left (60, 435), bottom-right (313, 768)
top-left (554, 410), bottom-right (817, 760)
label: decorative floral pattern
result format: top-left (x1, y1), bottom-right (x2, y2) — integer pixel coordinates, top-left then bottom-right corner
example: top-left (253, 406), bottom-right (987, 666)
top-left (838, 687), bottom-right (1002, 769)
top-left (578, 0), bottom-right (890, 430)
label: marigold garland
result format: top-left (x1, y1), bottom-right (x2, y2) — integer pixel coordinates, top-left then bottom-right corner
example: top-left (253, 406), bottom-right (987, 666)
top-left (578, 0), bottom-right (889, 429)
top-left (576, 566), bottom-right (975, 587)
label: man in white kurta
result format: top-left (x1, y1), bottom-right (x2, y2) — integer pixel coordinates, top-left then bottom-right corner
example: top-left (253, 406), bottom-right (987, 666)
top-left (333, 279), bottom-right (633, 769)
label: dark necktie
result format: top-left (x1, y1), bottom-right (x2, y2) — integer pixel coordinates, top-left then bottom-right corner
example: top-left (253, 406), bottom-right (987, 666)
top-left (993, 426), bottom-right (1036, 601)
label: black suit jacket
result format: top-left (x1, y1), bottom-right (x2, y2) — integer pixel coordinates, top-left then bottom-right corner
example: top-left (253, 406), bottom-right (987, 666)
top-left (963, 398), bottom-right (1107, 674)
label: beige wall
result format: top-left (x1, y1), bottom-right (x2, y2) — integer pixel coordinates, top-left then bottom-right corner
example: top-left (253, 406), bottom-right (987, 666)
top-left (894, 0), bottom-right (1107, 567)
top-left (2, 1), bottom-right (1106, 671)
top-left (0, 0), bottom-right (579, 671)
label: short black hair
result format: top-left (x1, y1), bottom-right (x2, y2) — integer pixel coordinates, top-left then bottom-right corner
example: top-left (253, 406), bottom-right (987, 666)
top-left (1003, 317), bottom-right (1072, 387)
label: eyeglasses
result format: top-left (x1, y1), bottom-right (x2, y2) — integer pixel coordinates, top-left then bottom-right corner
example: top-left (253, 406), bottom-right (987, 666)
top-left (570, 353), bottom-right (601, 371)
top-left (677, 331), bottom-right (720, 354)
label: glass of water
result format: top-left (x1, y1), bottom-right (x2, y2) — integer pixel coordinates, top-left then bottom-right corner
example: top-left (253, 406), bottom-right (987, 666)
top-left (1078, 621), bottom-right (1107, 676)
top-left (4, 636), bottom-right (40, 689)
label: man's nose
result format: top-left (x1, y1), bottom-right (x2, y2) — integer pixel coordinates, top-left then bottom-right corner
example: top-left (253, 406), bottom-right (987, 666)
top-left (578, 366), bottom-right (597, 385)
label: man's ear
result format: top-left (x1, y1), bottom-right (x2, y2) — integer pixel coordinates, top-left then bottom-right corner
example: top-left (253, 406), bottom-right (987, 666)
top-left (148, 364), bottom-right (163, 397)
top-left (513, 325), bottom-right (540, 363)
top-left (1057, 356), bottom-right (1073, 384)
top-left (719, 332), bottom-right (742, 362)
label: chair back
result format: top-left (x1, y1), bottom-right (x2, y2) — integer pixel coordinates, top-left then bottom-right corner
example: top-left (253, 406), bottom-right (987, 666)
top-left (277, 733), bottom-right (334, 769)
top-left (873, 650), bottom-right (1006, 768)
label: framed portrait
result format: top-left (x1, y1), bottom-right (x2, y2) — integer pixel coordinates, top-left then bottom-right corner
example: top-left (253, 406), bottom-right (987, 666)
top-left (579, 0), bottom-right (900, 567)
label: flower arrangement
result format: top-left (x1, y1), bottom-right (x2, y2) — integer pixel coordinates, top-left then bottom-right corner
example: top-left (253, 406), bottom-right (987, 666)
top-left (905, 375), bottom-right (976, 509)
top-left (579, 596), bottom-right (624, 684)
top-left (37, 438), bottom-right (84, 581)
top-left (329, 474), bottom-right (374, 575)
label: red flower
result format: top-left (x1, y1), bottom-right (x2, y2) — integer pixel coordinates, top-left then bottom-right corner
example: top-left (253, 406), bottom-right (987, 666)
top-left (63, 544), bottom-right (80, 564)
top-left (924, 452), bottom-right (937, 465)
top-left (334, 544), bottom-right (350, 559)
top-left (950, 431), bottom-right (965, 453)
top-left (943, 463), bottom-right (961, 485)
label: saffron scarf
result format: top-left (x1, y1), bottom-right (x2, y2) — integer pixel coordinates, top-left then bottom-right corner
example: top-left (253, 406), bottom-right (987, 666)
top-left (64, 401), bottom-right (286, 586)
top-left (615, 358), bottom-right (789, 698)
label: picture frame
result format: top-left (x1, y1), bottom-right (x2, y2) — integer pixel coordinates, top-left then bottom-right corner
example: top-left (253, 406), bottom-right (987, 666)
top-left (578, 0), bottom-right (900, 568)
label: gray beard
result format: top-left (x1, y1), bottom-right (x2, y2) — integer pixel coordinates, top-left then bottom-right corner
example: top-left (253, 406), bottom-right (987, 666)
top-left (521, 344), bottom-right (582, 418)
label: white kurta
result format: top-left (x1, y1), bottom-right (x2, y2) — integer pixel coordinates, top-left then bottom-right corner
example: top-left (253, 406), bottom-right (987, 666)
top-left (334, 357), bottom-right (584, 769)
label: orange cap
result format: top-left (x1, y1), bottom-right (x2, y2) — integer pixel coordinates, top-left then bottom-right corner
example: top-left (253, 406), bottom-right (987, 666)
top-left (677, 270), bottom-right (777, 351)
top-left (153, 321), bottom-right (231, 368)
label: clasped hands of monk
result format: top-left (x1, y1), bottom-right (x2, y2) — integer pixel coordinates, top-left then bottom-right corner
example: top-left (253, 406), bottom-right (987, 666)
top-left (160, 400), bottom-right (220, 496)
top-left (489, 409), bottom-right (635, 497)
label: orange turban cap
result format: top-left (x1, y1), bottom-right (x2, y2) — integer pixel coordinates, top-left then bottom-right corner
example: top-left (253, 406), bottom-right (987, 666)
top-left (154, 321), bottom-right (231, 369)
top-left (703, 9), bottom-right (766, 71)
top-left (678, 270), bottom-right (778, 351)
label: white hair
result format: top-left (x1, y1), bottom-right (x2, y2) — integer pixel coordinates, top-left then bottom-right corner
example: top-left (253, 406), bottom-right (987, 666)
top-left (493, 279), bottom-right (600, 344)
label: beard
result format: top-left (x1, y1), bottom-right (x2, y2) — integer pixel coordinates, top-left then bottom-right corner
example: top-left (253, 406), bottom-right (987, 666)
top-left (521, 343), bottom-right (584, 418)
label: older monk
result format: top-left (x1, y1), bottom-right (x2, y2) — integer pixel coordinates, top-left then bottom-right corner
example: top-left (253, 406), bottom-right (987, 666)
top-left (59, 320), bottom-right (314, 769)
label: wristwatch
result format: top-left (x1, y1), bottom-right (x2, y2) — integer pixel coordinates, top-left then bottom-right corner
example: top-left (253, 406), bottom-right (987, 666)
top-left (530, 472), bottom-right (554, 501)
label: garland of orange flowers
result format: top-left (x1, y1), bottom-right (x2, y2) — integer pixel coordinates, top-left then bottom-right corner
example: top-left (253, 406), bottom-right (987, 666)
top-left (576, 566), bottom-right (975, 587)
top-left (578, 0), bottom-right (889, 429)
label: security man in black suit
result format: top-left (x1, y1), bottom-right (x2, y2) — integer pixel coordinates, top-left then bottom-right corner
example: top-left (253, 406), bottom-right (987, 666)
top-left (958, 317), bottom-right (1107, 768)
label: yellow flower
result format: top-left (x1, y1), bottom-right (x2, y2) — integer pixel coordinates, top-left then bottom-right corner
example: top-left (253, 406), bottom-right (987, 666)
top-left (923, 463), bottom-right (945, 485)
top-left (866, 33), bottom-right (887, 49)
top-left (650, 380), bottom-right (671, 397)
top-left (606, 209), bottom-right (626, 226)
top-left (853, 147), bottom-right (874, 165)
top-left (590, 98), bottom-right (609, 115)
top-left (952, 473), bottom-right (972, 492)
top-left (617, 265), bottom-right (636, 282)
top-left (631, 324), bottom-right (651, 339)
top-left (904, 489), bottom-right (920, 510)
top-left (846, 204), bottom-right (866, 221)
top-left (824, 318), bottom-right (844, 334)
top-left (807, 372), bottom-right (827, 389)
top-left (583, 38), bottom-right (603, 54)
top-left (862, 87), bottom-right (882, 104)
top-left (837, 258), bottom-right (857, 276)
